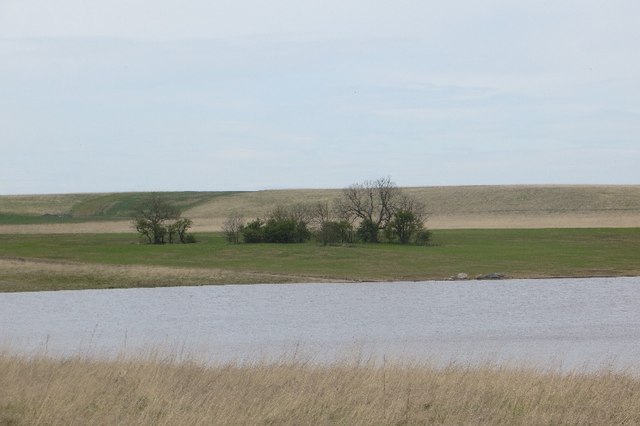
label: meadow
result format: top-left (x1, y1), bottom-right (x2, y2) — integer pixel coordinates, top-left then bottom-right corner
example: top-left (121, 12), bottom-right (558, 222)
top-left (1, 228), bottom-right (639, 292)
top-left (2, 187), bottom-right (640, 424)
top-left (2, 352), bottom-right (640, 425)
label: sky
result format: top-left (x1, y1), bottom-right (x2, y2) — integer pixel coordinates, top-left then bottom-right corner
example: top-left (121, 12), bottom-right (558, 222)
top-left (1, 1), bottom-right (639, 194)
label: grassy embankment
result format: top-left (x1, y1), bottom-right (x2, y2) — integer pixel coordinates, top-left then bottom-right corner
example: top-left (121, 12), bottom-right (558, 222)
top-left (2, 353), bottom-right (640, 425)
top-left (1, 228), bottom-right (639, 292)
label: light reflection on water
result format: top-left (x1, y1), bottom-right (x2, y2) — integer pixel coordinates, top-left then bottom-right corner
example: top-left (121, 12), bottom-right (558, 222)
top-left (2, 277), bottom-right (640, 371)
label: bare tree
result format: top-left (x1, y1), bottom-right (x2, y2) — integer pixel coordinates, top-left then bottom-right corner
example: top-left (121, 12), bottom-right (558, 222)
top-left (337, 177), bottom-right (427, 243)
top-left (297, 203), bottom-right (319, 223)
top-left (337, 177), bottom-right (401, 242)
top-left (397, 193), bottom-right (427, 223)
top-left (307, 201), bottom-right (332, 230)
top-left (222, 213), bottom-right (245, 244)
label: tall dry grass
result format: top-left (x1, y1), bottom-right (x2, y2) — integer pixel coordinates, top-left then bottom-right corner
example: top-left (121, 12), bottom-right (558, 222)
top-left (1, 352), bottom-right (639, 425)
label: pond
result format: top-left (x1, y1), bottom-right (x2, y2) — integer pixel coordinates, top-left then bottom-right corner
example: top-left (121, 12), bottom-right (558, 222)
top-left (2, 277), bottom-right (640, 370)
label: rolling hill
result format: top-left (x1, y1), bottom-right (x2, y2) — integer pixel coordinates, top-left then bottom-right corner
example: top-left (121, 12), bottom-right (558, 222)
top-left (1, 185), bottom-right (639, 233)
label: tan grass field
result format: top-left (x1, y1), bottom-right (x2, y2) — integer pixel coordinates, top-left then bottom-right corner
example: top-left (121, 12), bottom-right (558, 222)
top-left (0, 258), bottom-right (341, 292)
top-left (186, 185), bottom-right (640, 227)
top-left (0, 221), bottom-right (134, 234)
top-left (2, 212), bottom-right (639, 234)
top-left (2, 185), bottom-right (640, 234)
top-left (1, 353), bottom-right (639, 425)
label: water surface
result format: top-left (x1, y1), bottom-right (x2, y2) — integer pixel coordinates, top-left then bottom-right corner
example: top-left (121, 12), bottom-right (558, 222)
top-left (2, 277), bottom-right (640, 370)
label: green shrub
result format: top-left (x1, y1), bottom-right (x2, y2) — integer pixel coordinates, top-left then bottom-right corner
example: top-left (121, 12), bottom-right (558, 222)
top-left (263, 218), bottom-right (310, 243)
top-left (240, 217), bottom-right (310, 244)
top-left (414, 229), bottom-right (432, 245)
top-left (241, 219), bottom-right (265, 243)
top-left (387, 210), bottom-right (421, 244)
top-left (356, 219), bottom-right (380, 243)
top-left (316, 220), bottom-right (354, 245)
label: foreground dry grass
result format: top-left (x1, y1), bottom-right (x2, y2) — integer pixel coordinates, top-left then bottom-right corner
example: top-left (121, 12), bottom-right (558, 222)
top-left (1, 353), bottom-right (640, 425)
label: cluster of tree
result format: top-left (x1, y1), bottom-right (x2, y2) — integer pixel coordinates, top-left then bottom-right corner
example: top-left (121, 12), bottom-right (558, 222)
top-left (223, 177), bottom-right (430, 245)
top-left (337, 176), bottom-right (429, 244)
top-left (223, 206), bottom-right (311, 244)
top-left (132, 194), bottom-right (195, 244)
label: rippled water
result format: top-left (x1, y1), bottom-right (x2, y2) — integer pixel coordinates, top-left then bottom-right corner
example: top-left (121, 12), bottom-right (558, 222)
top-left (2, 277), bottom-right (640, 370)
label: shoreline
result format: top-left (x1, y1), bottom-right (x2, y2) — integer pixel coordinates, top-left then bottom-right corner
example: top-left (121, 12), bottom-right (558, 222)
top-left (2, 228), bottom-right (639, 292)
top-left (0, 258), bottom-right (640, 294)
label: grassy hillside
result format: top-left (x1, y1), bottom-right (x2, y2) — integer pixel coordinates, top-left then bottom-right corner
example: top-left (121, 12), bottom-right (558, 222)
top-left (186, 185), bottom-right (640, 219)
top-left (404, 185), bottom-right (640, 215)
top-left (0, 192), bottom-right (237, 225)
top-left (2, 185), bottom-right (640, 229)
top-left (0, 193), bottom-right (92, 217)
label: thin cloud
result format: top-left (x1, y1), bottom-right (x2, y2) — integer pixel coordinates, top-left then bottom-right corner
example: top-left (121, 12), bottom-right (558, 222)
top-left (1, 2), bottom-right (639, 193)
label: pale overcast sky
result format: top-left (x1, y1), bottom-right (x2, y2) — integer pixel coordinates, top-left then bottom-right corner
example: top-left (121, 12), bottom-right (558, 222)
top-left (1, 1), bottom-right (639, 194)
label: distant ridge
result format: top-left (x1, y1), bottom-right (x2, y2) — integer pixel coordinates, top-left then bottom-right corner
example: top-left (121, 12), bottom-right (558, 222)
top-left (1, 185), bottom-right (640, 232)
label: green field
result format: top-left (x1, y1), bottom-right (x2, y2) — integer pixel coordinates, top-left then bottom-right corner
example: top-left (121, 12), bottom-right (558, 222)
top-left (1, 228), bottom-right (639, 292)
top-left (2, 187), bottom-right (639, 291)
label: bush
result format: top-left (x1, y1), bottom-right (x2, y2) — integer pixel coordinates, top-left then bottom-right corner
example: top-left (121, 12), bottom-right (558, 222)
top-left (383, 210), bottom-right (430, 245)
top-left (239, 215), bottom-right (311, 244)
top-left (356, 219), bottom-right (379, 243)
top-left (184, 234), bottom-right (198, 244)
top-left (316, 220), bottom-right (353, 245)
top-left (414, 229), bottom-right (432, 245)
top-left (387, 210), bottom-right (421, 244)
top-left (241, 219), bottom-right (265, 243)
top-left (263, 218), bottom-right (310, 243)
